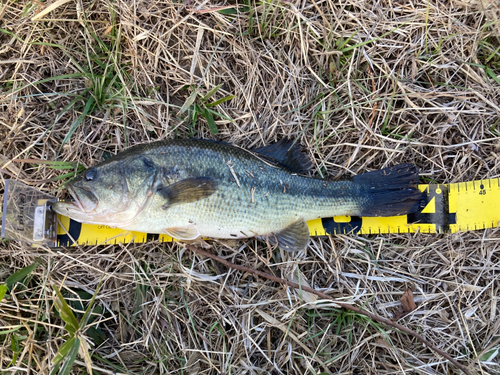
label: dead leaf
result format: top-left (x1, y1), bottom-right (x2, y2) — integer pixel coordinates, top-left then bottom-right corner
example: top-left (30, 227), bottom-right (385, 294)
top-left (401, 288), bottom-right (417, 312)
top-left (393, 287), bottom-right (417, 321)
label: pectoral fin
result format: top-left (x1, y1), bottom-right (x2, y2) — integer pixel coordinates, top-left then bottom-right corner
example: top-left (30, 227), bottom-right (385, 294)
top-left (164, 224), bottom-right (200, 240)
top-left (157, 177), bottom-right (218, 209)
top-left (259, 217), bottom-right (310, 252)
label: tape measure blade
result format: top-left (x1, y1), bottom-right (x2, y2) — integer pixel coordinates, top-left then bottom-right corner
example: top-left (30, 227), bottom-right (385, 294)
top-left (449, 178), bottom-right (500, 233)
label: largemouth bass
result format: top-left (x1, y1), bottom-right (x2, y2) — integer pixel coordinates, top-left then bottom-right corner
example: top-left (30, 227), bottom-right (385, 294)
top-left (53, 139), bottom-right (423, 251)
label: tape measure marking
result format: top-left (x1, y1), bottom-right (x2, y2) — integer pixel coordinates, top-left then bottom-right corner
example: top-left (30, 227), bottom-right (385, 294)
top-left (407, 184), bottom-right (449, 233)
top-left (58, 216), bottom-right (82, 246)
top-left (147, 233), bottom-right (160, 241)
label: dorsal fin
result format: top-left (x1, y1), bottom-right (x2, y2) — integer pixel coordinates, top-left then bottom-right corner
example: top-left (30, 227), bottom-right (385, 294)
top-left (252, 138), bottom-right (312, 174)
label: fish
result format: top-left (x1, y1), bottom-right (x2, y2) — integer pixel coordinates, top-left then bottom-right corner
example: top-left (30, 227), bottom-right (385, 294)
top-left (52, 138), bottom-right (423, 251)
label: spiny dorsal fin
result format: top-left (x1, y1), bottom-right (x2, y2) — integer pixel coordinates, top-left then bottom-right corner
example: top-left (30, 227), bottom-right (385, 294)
top-left (157, 177), bottom-right (218, 209)
top-left (252, 138), bottom-right (312, 174)
top-left (258, 217), bottom-right (310, 252)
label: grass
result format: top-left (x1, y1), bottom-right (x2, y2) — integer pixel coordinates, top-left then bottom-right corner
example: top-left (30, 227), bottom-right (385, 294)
top-left (2, 0), bottom-right (500, 374)
top-left (178, 83), bottom-right (235, 136)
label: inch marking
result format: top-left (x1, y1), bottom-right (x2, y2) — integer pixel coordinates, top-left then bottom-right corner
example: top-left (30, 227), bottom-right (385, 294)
top-left (479, 182), bottom-right (486, 195)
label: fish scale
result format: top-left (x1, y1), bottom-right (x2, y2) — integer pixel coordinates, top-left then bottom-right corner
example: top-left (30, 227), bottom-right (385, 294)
top-left (53, 139), bottom-right (423, 252)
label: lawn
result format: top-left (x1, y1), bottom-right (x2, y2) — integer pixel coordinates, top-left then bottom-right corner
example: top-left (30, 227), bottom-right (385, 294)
top-left (1, 0), bottom-right (500, 374)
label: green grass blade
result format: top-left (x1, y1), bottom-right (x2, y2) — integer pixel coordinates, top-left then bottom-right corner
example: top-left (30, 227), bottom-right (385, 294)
top-left (60, 95), bottom-right (96, 149)
top-left (206, 95), bottom-right (235, 108)
top-left (180, 90), bottom-right (198, 114)
top-left (381, 79), bottom-right (398, 134)
top-left (456, 61), bottom-right (500, 86)
top-left (80, 278), bottom-right (103, 328)
top-left (46, 165), bottom-right (79, 171)
top-left (46, 162), bottom-right (80, 170)
top-left (480, 347), bottom-right (499, 362)
top-left (1, 70), bottom-right (85, 97)
top-left (15, 160), bottom-right (78, 169)
top-left (5, 260), bottom-right (39, 291)
top-left (0, 325), bottom-right (22, 335)
top-left (218, 4), bottom-right (249, 15)
top-left (51, 336), bottom-right (78, 366)
top-left (206, 108), bottom-right (232, 122)
top-left (53, 337), bottom-right (80, 375)
top-left (0, 285), bottom-right (7, 302)
top-left (204, 108), bottom-right (219, 135)
top-left (201, 83), bottom-right (223, 102)
top-left (192, 104), bottom-right (202, 130)
top-left (180, 288), bottom-right (198, 338)
top-left (53, 286), bottom-right (80, 335)
top-left (48, 171), bottom-right (82, 182)
top-left (485, 67), bottom-right (500, 86)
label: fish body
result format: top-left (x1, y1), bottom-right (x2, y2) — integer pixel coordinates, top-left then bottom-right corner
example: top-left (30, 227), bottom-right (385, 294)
top-left (53, 139), bottom-right (423, 251)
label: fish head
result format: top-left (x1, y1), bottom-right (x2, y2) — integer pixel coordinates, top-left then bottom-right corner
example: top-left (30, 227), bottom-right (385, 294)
top-left (53, 157), bottom-right (157, 225)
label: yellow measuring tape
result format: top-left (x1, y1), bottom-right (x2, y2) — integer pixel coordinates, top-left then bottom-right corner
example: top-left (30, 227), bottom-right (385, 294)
top-left (55, 178), bottom-right (500, 246)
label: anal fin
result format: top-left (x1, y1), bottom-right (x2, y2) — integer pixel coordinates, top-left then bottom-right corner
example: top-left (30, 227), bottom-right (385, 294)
top-left (259, 217), bottom-right (310, 252)
top-left (164, 224), bottom-right (200, 240)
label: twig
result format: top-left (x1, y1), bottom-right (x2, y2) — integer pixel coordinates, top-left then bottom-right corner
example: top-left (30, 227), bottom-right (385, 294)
top-left (186, 245), bottom-right (473, 375)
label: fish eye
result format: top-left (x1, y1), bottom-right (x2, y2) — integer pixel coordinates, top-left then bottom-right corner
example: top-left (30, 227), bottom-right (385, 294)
top-left (84, 168), bottom-right (97, 181)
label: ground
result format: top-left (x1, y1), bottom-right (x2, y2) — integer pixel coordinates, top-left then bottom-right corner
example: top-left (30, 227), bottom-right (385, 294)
top-left (1, 0), bottom-right (500, 374)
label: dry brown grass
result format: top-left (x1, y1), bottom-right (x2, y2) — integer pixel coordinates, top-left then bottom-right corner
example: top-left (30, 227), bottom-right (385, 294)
top-left (1, 0), bottom-right (500, 374)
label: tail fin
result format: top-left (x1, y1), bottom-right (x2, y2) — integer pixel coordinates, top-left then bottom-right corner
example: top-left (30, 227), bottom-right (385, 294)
top-left (354, 164), bottom-right (423, 217)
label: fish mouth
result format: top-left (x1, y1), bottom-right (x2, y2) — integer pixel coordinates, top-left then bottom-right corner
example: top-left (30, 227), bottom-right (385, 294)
top-left (67, 184), bottom-right (98, 213)
top-left (51, 185), bottom-right (99, 224)
top-left (66, 185), bottom-right (84, 211)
